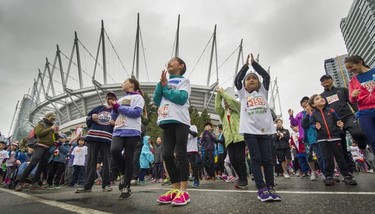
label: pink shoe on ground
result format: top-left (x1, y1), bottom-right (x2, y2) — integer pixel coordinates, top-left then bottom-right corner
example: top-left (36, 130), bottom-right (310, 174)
top-left (171, 191), bottom-right (190, 206)
top-left (157, 189), bottom-right (180, 204)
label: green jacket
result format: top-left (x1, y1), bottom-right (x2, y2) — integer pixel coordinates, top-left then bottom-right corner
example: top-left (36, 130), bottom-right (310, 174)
top-left (215, 91), bottom-right (244, 147)
top-left (34, 119), bottom-right (56, 147)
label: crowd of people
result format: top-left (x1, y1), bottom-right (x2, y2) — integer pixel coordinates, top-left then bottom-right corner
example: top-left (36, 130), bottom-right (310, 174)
top-left (0, 54), bottom-right (374, 206)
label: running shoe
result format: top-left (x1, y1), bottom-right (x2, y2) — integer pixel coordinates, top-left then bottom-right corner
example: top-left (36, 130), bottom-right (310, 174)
top-left (268, 186), bottom-right (281, 201)
top-left (119, 187), bottom-right (131, 200)
top-left (171, 191), bottom-right (190, 206)
top-left (75, 187), bottom-right (92, 193)
top-left (157, 189), bottom-right (180, 204)
top-left (344, 176), bottom-right (358, 185)
top-left (257, 187), bottom-right (273, 202)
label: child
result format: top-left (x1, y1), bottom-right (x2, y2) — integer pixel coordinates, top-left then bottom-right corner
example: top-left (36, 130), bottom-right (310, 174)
top-left (152, 137), bottom-right (164, 183)
top-left (308, 94), bottom-right (357, 186)
top-left (69, 137), bottom-right (88, 187)
top-left (109, 78), bottom-right (145, 200)
top-left (139, 136), bottom-right (154, 185)
top-left (47, 134), bottom-right (69, 189)
top-left (0, 141), bottom-right (9, 184)
top-left (350, 142), bottom-right (367, 172)
top-left (186, 125), bottom-right (200, 188)
top-left (4, 142), bottom-right (21, 187)
top-left (234, 53), bottom-right (280, 202)
top-left (200, 122), bottom-right (217, 180)
top-left (290, 125), bottom-right (310, 178)
top-left (273, 119), bottom-right (291, 179)
top-left (154, 57), bottom-right (191, 206)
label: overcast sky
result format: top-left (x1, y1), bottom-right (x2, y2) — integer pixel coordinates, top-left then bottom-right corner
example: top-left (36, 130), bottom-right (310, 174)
top-left (0, 0), bottom-right (353, 137)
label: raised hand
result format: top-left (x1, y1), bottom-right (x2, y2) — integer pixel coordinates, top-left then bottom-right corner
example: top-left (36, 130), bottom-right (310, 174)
top-left (160, 70), bottom-right (168, 87)
top-left (288, 109), bottom-right (294, 117)
top-left (315, 122), bottom-right (321, 130)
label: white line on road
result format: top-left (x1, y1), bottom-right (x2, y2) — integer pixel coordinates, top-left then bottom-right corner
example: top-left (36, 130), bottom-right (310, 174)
top-left (143, 187), bottom-right (375, 195)
top-left (0, 188), bottom-right (111, 214)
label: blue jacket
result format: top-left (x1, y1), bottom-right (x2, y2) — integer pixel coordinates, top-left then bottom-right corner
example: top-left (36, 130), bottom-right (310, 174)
top-left (139, 136), bottom-right (154, 169)
top-left (302, 114), bottom-right (317, 145)
top-left (49, 143), bottom-right (70, 163)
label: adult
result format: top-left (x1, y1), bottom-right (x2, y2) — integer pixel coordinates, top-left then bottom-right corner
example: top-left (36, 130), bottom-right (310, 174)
top-left (15, 112), bottom-right (59, 191)
top-left (320, 74), bottom-right (367, 171)
top-left (75, 92), bottom-right (116, 193)
top-left (345, 55), bottom-right (375, 152)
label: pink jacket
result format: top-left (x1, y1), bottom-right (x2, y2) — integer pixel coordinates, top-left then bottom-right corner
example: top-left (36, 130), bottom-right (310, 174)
top-left (349, 76), bottom-right (375, 111)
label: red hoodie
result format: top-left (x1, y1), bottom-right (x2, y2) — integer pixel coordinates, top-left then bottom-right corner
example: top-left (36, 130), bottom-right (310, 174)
top-left (349, 75), bottom-right (375, 111)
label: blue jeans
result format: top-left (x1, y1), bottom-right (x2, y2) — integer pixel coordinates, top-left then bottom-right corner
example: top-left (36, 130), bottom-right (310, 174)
top-left (297, 154), bottom-right (309, 173)
top-left (244, 134), bottom-right (274, 189)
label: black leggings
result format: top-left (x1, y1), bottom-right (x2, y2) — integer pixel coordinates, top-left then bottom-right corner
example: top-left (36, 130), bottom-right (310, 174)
top-left (227, 141), bottom-right (247, 179)
top-left (111, 136), bottom-right (140, 188)
top-left (160, 123), bottom-right (190, 184)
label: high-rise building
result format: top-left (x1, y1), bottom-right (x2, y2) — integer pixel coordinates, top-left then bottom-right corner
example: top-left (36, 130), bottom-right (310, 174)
top-left (340, 0), bottom-right (375, 67)
top-left (324, 54), bottom-right (354, 88)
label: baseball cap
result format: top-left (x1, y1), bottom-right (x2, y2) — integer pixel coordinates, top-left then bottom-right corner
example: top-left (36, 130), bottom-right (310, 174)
top-left (320, 74), bottom-right (333, 82)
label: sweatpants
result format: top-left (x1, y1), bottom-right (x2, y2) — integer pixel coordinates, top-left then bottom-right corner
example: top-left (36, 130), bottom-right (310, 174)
top-left (83, 141), bottom-right (111, 189)
top-left (19, 145), bottom-right (50, 185)
top-left (320, 140), bottom-right (351, 178)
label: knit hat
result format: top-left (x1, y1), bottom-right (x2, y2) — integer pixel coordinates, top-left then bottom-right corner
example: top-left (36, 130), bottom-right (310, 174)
top-left (45, 112), bottom-right (56, 120)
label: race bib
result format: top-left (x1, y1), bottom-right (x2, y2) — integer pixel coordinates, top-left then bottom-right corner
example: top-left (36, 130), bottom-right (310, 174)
top-left (326, 94), bottom-right (339, 104)
top-left (246, 95), bottom-right (267, 115)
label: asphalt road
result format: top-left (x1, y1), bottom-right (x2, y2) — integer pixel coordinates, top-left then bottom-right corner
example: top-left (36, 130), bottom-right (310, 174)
top-left (1, 173), bottom-right (374, 214)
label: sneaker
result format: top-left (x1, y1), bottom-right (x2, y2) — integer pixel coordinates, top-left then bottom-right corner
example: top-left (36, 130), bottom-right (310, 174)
top-left (46, 185), bottom-right (55, 190)
top-left (102, 185), bottom-right (113, 192)
top-left (192, 179), bottom-right (200, 188)
top-left (53, 185), bottom-right (61, 190)
top-left (150, 179), bottom-right (157, 183)
top-left (14, 183), bottom-right (24, 192)
top-left (75, 187), bottom-right (92, 193)
top-left (300, 173), bottom-right (307, 179)
top-left (119, 188), bottom-right (131, 200)
top-left (157, 179), bottom-right (163, 183)
top-left (344, 176), bottom-right (358, 185)
top-left (257, 187), bottom-right (273, 202)
top-left (310, 172), bottom-right (317, 181)
top-left (157, 189), bottom-right (180, 204)
top-left (162, 178), bottom-right (171, 186)
top-left (28, 184), bottom-right (43, 190)
top-left (234, 177), bottom-right (248, 189)
top-left (268, 187), bottom-right (281, 201)
top-left (119, 175), bottom-right (125, 190)
top-left (221, 175), bottom-right (228, 180)
top-left (95, 179), bottom-right (102, 185)
top-left (225, 176), bottom-right (236, 183)
top-left (324, 177), bottom-right (335, 186)
top-left (138, 181), bottom-right (146, 186)
top-left (130, 179), bottom-right (137, 186)
top-left (171, 191), bottom-right (190, 206)
top-left (367, 169), bottom-right (374, 173)
top-left (283, 173), bottom-right (290, 179)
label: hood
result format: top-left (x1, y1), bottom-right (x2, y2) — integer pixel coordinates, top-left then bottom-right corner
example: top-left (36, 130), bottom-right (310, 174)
top-left (143, 136), bottom-right (150, 146)
top-left (243, 71), bottom-right (263, 92)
